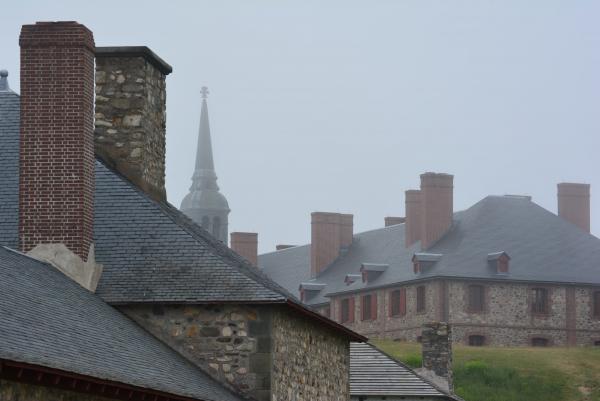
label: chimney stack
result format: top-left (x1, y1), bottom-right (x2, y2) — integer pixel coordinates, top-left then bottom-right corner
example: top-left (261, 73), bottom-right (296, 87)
top-left (385, 216), bottom-right (406, 227)
top-left (94, 46), bottom-right (172, 202)
top-left (230, 232), bottom-right (258, 266)
top-left (19, 22), bottom-right (95, 260)
top-left (310, 212), bottom-right (353, 277)
top-left (420, 173), bottom-right (453, 249)
top-left (405, 190), bottom-right (422, 247)
top-left (419, 322), bottom-right (453, 393)
top-left (557, 183), bottom-right (590, 233)
top-left (276, 244), bottom-right (295, 251)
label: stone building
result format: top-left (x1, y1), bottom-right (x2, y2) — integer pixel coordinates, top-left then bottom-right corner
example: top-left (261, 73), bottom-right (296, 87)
top-left (0, 21), bottom-right (367, 401)
top-left (258, 173), bottom-right (600, 347)
top-left (180, 87), bottom-right (230, 244)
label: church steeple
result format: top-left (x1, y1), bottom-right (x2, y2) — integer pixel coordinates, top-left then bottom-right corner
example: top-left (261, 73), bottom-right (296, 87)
top-left (180, 87), bottom-right (230, 243)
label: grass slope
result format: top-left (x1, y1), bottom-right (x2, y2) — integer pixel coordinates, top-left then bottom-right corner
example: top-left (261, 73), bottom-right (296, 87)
top-left (373, 340), bottom-right (600, 401)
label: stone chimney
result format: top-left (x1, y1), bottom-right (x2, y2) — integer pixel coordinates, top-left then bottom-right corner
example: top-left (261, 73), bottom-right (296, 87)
top-left (19, 21), bottom-right (102, 291)
top-left (94, 46), bottom-right (172, 202)
top-left (311, 212), bottom-right (353, 278)
top-left (230, 232), bottom-right (258, 266)
top-left (419, 322), bottom-right (453, 393)
top-left (385, 216), bottom-right (405, 227)
top-left (405, 190), bottom-right (422, 247)
top-left (420, 173), bottom-right (454, 249)
top-left (557, 183), bottom-right (590, 233)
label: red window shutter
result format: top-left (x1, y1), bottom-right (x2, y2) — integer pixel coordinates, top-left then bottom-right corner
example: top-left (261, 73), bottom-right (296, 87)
top-left (388, 291), bottom-right (393, 317)
top-left (372, 293), bottom-right (378, 320)
top-left (399, 288), bottom-right (406, 316)
top-left (349, 297), bottom-right (355, 323)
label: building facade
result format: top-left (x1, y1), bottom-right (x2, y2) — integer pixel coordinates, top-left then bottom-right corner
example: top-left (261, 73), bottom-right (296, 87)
top-left (259, 173), bottom-right (600, 347)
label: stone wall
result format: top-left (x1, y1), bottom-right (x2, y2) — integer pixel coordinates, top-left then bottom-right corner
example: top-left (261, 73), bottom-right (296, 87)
top-left (326, 279), bottom-right (600, 346)
top-left (0, 379), bottom-right (114, 401)
top-left (95, 51), bottom-right (168, 201)
top-left (119, 304), bottom-right (272, 401)
top-left (271, 306), bottom-right (350, 401)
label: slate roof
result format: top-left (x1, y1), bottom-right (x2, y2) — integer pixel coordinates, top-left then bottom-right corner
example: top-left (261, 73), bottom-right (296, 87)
top-left (350, 342), bottom-right (453, 399)
top-left (259, 196), bottom-right (600, 305)
top-left (0, 246), bottom-right (245, 401)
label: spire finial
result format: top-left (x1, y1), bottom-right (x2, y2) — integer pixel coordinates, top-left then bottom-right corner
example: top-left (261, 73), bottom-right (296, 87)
top-left (201, 86), bottom-right (209, 99)
top-left (0, 70), bottom-right (10, 92)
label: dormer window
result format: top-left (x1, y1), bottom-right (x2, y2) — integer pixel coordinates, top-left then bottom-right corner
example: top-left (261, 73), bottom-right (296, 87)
top-left (344, 274), bottom-right (361, 286)
top-left (411, 253), bottom-right (442, 274)
top-left (298, 282), bottom-right (326, 302)
top-left (360, 263), bottom-right (388, 283)
top-left (488, 251), bottom-right (510, 274)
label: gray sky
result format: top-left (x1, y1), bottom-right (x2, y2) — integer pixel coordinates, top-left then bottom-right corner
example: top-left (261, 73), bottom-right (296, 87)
top-left (2, 1), bottom-right (600, 253)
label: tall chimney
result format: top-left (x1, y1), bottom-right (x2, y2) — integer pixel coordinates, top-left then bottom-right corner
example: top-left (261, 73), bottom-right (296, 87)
top-left (385, 216), bottom-right (405, 227)
top-left (311, 212), bottom-right (353, 277)
top-left (557, 183), bottom-right (590, 233)
top-left (94, 47), bottom-right (172, 202)
top-left (420, 173), bottom-right (453, 249)
top-left (405, 190), bottom-right (422, 247)
top-left (230, 232), bottom-right (258, 266)
top-left (19, 22), bottom-right (95, 260)
top-left (420, 322), bottom-right (453, 393)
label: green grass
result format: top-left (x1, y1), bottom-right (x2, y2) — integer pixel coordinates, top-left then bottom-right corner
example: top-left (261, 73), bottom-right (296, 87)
top-left (373, 339), bottom-right (600, 401)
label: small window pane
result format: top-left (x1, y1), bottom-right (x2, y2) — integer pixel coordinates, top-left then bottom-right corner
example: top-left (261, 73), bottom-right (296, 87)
top-left (532, 288), bottom-right (548, 314)
top-left (341, 299), bottom-right (350, 323)
top-left (362, 295), bottom-right (372, 320)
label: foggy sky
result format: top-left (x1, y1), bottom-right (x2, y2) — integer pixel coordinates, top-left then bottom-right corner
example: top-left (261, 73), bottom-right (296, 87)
top-left (2, 1), bottom-right (599, 253)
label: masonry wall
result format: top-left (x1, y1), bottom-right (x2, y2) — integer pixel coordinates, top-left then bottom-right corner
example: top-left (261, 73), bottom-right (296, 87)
top-left (271, 306), bottom-right (350, 401)
top-left (119, 304), bottom-right (272, 401)
top-left (0, 380), bottom-right (114, 401)
top-left (326, 279), bottom-right (600, 346)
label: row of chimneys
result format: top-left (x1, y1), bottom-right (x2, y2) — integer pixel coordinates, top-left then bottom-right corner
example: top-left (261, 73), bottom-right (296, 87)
top-left (232, 174), bottom-right (591, 278)
top-left (18, 22), bottom-right (171, 266)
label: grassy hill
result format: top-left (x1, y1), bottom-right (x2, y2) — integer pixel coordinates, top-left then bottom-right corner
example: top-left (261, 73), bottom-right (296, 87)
top-left (373, 340), bottom-right (600, 401)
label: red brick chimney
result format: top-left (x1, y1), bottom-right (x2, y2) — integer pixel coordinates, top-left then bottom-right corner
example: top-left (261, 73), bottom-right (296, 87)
top-left (557, 183), bottom-right (590, 233)
top-left (420, 173), bottom-right (454, 249)
top-left (405, 190), bottom-right (422, 247)
top-left (230, 232), bottom-right (258, 266)
top-left (385, 216), bottom-right (406, 227)
top-left (311, 212), bottom-right (353, 277)
top-left (19, 22), bottom-right (95, 260)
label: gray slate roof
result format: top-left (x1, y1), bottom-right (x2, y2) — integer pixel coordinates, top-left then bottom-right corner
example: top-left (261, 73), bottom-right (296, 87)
top-left (0, 246), bottom-right (245, 401)
top-left (350, 342), bottom-right (451, 398)
top-left (259, 196), bottom-right (600, 305)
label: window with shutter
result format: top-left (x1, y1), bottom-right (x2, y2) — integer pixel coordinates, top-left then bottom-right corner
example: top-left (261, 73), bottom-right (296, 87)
top-left (468, 285), bottom-right (485, 313)
top-left (390, 289), bottom-right (406, 317)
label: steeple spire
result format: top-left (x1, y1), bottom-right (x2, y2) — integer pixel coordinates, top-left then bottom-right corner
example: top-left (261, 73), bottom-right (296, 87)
top-left (180, 87), bottom-right (230, 244)
top-left (191, 86), bottom-right (218, 190)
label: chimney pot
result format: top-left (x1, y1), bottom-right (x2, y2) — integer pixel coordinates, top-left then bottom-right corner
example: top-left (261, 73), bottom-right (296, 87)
top-left (557, 182), bottom-right (590, 233)
top-left (230, 232), bottom-right (258, 266)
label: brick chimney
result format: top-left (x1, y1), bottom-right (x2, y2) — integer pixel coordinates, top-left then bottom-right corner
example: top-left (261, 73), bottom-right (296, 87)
top-left (420, 173), bottom-right (453, 249)
top-left (94, 47), bottom-right (172, 202)
top-left (405, 190), bottom-right (422, 247)
top-left (557, 183), bottom-right (590, 233)
top-left (385, 216), bottom-right (405, 227)
top-left (230, 232), bottom-right (258, 266)
top-left (419, 322), bottom-right (453, 393)
top-left (311, 212), bottom-right (353, 277)
top-left (19, 22), bottom-right (95, 260)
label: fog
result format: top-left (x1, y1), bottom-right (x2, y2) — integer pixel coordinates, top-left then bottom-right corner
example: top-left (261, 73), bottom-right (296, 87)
top-left (2, 1), bottom-right (599, 253)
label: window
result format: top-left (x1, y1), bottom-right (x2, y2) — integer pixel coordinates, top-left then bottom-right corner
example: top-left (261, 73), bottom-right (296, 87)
top-left (468, 335), bottom-right (485, 346)
top-left (594, 291), bottom-right (600, 318)
top-left (416, 285), bottom-right (426, 313)
top-left (468, 285), bottom-right (485, 313)
top-left (212, 216), bottom-right (221, 238)
top-left (531, 337), bottom-right (549, 347)
top-left (390, 289), bottom-right (407, 317)
top-left (498, 257), bottom-right (509, 273)
top-left (340, 298), bottom-right (354, 324)
top-left (531, 288), bottom-right (549, 314)
top-left (361, 294), bottom-right (377, 321)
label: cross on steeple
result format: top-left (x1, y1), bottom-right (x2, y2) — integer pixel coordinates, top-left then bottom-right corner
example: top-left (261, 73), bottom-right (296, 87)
top-left (201, 86), bottom-right (209, 99)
